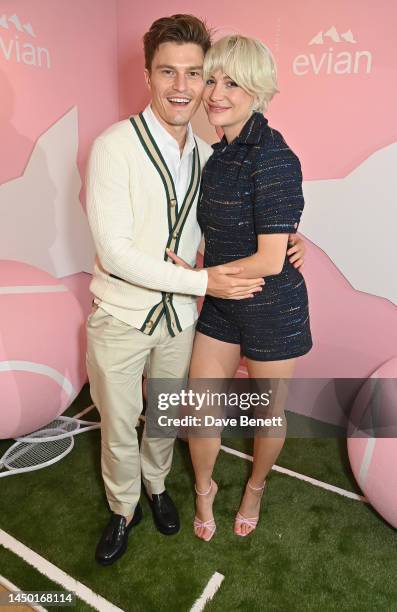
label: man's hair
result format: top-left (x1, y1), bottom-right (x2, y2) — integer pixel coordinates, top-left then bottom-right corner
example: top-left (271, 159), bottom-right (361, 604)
top-left (143, 14), bottom-right (212, 71)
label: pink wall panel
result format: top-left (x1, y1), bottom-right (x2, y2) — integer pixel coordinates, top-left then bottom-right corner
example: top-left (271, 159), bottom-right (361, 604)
top-left (1, 0), bottom-right (120, 317)
top-left (1, 0), bottom-right (119, 186)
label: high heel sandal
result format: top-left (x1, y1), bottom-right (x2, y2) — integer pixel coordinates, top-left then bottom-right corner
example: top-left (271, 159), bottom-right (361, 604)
top-left (193, 479), bottom-right (217, 542)
top-left (234, 479), bottom-right (266, 537)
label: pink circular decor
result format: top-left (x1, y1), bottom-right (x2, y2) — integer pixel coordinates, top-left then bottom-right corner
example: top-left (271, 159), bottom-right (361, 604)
top-left (0, 261), bottom-right (87, 439)
top-left (347, 357), bottom-right (397, 529)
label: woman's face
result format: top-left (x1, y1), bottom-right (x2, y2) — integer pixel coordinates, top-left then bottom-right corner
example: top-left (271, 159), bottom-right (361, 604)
top-left (202, 69), bottom-right (255, 140)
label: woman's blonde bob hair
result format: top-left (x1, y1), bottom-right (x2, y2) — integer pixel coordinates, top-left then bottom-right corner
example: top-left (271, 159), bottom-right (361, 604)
top-left (203, 35), bottom-right (279, 112)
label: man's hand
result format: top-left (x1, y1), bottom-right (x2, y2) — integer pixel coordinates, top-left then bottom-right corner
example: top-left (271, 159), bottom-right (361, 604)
top-left (206, 266), bottom-right (264, 299)
top-left (287, 234), bottom-right (305, 270)
top-left (166, 249), bottom-right (194, 270)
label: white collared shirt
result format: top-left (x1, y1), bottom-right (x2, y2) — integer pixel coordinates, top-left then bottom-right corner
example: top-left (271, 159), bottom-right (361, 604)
top-left (142, 104), bottom-right (195, 207)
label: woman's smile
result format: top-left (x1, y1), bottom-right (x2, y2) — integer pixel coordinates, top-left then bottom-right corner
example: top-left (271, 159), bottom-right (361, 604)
top-left (206, 104), bottom-right (231, 113)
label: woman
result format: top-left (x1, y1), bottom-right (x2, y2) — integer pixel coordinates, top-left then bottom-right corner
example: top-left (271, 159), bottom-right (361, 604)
top-left (168, 34), bottom-right (312, 541)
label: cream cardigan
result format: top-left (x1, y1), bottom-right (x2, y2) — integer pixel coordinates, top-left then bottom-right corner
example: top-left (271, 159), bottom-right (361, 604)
top-left (86, 114), bottom-right (213, 336)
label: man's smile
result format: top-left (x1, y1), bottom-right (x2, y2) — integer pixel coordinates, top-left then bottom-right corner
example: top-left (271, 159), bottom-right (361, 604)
top-left (166, 97), bottom-right (191, 106)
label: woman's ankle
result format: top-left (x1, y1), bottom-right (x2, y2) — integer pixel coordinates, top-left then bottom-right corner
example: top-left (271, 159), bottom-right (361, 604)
top-left (195, 479), bottom-right (213, 496)
top-left (247, 477), bottom-right (266, 492)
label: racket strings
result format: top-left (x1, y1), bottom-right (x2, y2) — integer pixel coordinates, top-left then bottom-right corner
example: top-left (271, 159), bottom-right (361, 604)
top-left (0, 406), bottom-right (99, 476)
top-left (28, 418), bottom-right (80, 437)
top-left (4, 436), bottom-right (73, 470)
top-left (17, 415), bottom-right (100, 443)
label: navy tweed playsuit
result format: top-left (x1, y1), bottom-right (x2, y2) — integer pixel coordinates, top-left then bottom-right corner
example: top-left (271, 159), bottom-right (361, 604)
top-left (196, 112), bottom-right (312, 361)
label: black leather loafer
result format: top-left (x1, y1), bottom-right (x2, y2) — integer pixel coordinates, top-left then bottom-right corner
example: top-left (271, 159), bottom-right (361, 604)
top-left (95, 503), bottom-right (142, 566)
top-left (147, 490), bottom-right (180, 535)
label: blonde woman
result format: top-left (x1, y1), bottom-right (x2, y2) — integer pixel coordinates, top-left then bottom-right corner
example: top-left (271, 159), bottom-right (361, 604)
top-left (167, 35), bottom-right (312, 541)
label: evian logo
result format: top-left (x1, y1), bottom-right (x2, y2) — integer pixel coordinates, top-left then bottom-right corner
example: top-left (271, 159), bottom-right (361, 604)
top-left (0, 13), bottom-right (51, 69)
top-left (293, 26), bottom-right (372, 76)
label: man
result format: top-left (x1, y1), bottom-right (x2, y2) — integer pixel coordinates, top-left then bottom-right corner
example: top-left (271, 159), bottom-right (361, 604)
top-left (86, 14), bottom-right (305, 565)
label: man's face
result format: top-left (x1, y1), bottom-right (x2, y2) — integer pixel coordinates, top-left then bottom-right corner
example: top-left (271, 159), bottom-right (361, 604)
top-left (145, 42), bottom-right (205, 129)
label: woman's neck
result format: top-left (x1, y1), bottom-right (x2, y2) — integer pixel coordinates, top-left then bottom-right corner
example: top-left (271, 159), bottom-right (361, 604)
top-left (223, 113), bottom-right (253, 144)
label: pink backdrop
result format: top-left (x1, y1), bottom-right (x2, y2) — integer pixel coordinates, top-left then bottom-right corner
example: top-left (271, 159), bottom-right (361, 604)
top-left (1, 0), bottom-right (396, 390)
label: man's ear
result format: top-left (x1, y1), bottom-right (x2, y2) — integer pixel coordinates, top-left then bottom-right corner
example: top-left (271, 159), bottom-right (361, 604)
top-left (144, 69), bottom-right (151, 90)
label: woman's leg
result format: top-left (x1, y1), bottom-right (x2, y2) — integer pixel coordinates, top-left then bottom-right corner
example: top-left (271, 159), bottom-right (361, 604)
top-left (189, 331), bottom-right (241, 540)
top-left (235, 357), bottom-right (296, 535)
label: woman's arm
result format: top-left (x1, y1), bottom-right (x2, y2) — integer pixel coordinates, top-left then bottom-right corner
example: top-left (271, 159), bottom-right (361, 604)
top-left (222, 232), bottom-right (307, 278)
top-left (235, 140), bottom-right (306, 278)
top-left (166, 233), bottom-right (305, 276)
top-left (222, 233), bottom-right (289, 278)
top-left (166, 142), bottom-right (307, 280)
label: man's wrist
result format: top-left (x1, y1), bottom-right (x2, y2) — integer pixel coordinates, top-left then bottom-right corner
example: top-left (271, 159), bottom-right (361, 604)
top-left (179, 267), bottom-right (208, 296)
top-left (200, 268), bottom-right (209, 295)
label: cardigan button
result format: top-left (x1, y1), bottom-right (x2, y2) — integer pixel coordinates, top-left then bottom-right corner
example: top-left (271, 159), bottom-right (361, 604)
top-left (146, 320), bottom-right (153, 328)
top-left (172, 232), bottom-right (178, 239)
top-left (170, 199), bottom-right (176, 208)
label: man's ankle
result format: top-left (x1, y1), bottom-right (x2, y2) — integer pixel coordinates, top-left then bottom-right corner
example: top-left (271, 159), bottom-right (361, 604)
top-left (146, 487), bottom-right (166, 501)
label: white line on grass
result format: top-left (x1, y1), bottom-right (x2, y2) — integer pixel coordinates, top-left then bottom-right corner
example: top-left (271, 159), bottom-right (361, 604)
top-left (190, 572), bottom-right (224, 612)
top-left (220, 444), bottom-right (367, 503)
top-left (0, 574), bottom-right (47, 612)
top-left (0, 530), bottom-right (124, 612)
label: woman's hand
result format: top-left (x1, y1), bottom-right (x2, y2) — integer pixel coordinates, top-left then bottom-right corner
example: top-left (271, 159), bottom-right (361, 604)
top-left (287, 234), bottom-right (305, 270)
top-left (166, 249), bottom-right (195, 270)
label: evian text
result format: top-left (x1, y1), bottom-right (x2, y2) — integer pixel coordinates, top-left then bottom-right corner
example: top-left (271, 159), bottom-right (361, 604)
top-left (0, 34), bottom-right (51, 69)
top-left (293, 47), bottom-right (372, 76)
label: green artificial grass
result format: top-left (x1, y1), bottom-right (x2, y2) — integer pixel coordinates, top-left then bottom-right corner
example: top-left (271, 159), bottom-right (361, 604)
top-left (0, 385), bottom-right (396, 612)
top-left (0, 547), bottom-right (94, 611)
top-left (225, 434), bottom-right (361, 496)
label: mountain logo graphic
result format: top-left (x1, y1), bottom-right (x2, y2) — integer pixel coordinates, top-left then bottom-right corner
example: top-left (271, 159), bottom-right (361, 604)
top-left (0, 12), bottom-right (51, 69)
top-left (0, 13), bottom-right (36, 37)
top-left (309, 26), bottom-right (357, 45)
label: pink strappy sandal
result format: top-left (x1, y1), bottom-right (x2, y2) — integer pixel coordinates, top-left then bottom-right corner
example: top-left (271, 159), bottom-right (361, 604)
top-left (194, 479), bottom-right (217, 542)
top-left (234, 479), bottom-right (266, 537)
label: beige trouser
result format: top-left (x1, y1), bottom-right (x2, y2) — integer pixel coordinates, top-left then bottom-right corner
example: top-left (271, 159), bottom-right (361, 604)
top-left (86, 306), bottom-right (195, 517)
